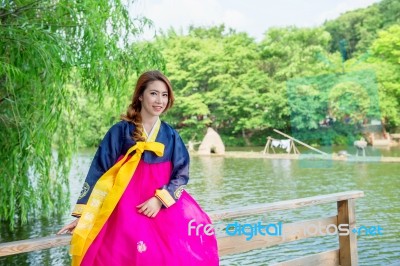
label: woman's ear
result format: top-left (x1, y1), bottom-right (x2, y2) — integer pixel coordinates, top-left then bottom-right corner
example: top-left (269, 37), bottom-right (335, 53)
top-left (139, 96), bottom-right (143, 101)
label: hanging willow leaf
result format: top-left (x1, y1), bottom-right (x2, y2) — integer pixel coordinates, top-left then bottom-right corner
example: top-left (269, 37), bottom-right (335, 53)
top-left (0, 0), bottom-right (162, 228)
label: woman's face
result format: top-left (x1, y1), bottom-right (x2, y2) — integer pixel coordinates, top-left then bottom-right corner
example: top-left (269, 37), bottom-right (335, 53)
top-left (139, 80), bottom-right (169, 119)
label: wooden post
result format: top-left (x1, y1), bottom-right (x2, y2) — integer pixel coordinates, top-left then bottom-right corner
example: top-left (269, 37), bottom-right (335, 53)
top-left (263, 137), bottom-right (272, 154)
top-left (290, 140), bottom-right (300, 154)
top-left (285, 139), bottom-right (298, 154)
top-left (337, 199), bottom-right (358, 266)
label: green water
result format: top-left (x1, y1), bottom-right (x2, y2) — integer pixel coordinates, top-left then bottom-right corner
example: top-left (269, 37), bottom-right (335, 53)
top-left (1, 147), bottom-right (399, 265)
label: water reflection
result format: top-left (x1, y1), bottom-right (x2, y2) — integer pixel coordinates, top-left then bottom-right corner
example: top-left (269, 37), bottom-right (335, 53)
top-left (196, 155), bottom-right (225, 187)
top-left (0, 216), bottom-right (71, 265)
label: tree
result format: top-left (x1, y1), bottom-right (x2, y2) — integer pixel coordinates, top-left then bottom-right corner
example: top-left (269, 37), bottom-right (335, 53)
top-left (324, 0), bottom-right (400, 58)
top-left (0, 0), bottom-right (160, 227)
top-left (156, 26), bottom-right (271, 145)
top-left (259, 27), bottom-right (335, 133)
top-left (369, 25), bottom-right (400, 130)
top-left (371, 24), bottom-right (400, 64)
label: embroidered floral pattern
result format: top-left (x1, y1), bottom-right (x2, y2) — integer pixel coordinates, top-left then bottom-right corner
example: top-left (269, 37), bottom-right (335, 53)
top-left (137, 241), bottom-right (147, 253)
top-left (174, 185), bottom-right (185, 199)
top-left (78, 182), bottom-right (90, 199)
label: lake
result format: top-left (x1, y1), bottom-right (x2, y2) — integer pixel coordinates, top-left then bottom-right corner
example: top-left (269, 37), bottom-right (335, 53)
top-left (1, 146), bottom-right (399, 265)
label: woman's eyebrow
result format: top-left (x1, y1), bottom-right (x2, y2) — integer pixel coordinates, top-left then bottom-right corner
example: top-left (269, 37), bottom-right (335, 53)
top-left (149, 89), bottom-right (168, 93)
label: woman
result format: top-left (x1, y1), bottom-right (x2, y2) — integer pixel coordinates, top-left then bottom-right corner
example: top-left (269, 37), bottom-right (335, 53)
top-left (58, 70), bottom-right (219, 265)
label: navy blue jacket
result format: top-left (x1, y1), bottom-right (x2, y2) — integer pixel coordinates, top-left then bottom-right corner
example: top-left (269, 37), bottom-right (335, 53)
top-left (72, 120), bottom-right (189, 217)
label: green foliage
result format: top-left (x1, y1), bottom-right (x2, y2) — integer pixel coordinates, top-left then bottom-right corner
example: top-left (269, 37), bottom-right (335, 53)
top-left (258, 26), bottom-right (337, 135)
top-left (371, 24), bottom-right (400, 64)
top-left (324, 0), bottom-right (400, 58)
top-left (0, 0), bottom-right (161, 227)
top-left (288, 70), bottom-right (381, 145)
top-left (344, 24), bottom-right (400, 131)
top-left (155, 26), bottom-right (271, 145)
top-left (260, 27), bottom-right (333, 80)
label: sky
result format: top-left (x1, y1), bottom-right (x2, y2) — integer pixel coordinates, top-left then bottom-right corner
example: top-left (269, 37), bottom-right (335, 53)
top-left (131, 0), bottom-right (381, 41)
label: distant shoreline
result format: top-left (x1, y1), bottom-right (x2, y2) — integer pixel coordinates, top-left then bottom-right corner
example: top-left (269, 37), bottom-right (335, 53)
top-left (190, 151), bottom-right (400, 163)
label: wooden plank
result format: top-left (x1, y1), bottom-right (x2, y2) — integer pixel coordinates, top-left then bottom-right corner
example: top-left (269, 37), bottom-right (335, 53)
top-left (0, 235), bottom-right (71, 257)
top-left (209, 191), bottom-right (364, 222)
top-left (272, 249), bottom-right (339, 266)
top-left (217, 216), bottom-right (337, 256)
top-left (337, 199), bottom-right (358, 266)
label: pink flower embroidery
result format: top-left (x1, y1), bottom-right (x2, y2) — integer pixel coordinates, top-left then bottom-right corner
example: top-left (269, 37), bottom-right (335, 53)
top-left (137, 241), bottom-right (147, 253)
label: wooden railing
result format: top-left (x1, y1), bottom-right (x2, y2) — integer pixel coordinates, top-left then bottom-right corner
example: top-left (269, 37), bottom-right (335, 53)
top-left (0, 191), bottom-right (364, 266)
top-left (210, 190), bottom-right (364, 266)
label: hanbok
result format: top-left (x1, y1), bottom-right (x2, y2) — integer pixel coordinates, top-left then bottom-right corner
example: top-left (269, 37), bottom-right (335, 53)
top-left (70, 119), bottom-right (219, 265)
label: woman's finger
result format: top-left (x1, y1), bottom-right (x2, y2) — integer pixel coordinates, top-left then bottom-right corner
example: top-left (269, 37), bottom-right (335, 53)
top-left (136, 200), bottom-right (148, 208)
top-left (56, 219), bottom-right (79, 235)
top-left (150, 209), bottom-right (159, 218)
top-left (138, 206), bottom-right (147, 213)
top-left (57, 227), bottom-right (70, 235)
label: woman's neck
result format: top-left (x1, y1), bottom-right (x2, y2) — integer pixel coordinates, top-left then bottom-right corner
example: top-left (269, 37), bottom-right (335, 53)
top-left (141, 114), bottom-right (159, 134)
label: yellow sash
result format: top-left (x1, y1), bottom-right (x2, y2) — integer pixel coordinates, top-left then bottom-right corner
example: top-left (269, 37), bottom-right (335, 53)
top-left (70, 141), bottom-right (164, 266)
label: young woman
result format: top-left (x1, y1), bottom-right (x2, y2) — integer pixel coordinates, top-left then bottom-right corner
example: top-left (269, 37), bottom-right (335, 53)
top-left (58, 70), bottom-right (219, 265)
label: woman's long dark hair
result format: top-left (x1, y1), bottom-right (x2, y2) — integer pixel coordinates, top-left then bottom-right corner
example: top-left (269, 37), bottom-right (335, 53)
top-left (121, 70), bottom-right (174, 141)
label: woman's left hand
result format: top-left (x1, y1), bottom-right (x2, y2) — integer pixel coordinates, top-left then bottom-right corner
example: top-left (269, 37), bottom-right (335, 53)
top-left (137, 196), bottom-right (163, 218)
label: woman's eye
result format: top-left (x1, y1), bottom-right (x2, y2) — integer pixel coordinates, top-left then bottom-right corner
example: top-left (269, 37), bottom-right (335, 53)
top-left (151, 92), bottom-right (157, 95)
top-left (163, 94), bottom-right (168, 97)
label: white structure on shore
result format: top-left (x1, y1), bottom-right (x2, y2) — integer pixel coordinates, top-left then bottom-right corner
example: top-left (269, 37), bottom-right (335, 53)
top-left (197, 127), bottom-right (225, 155)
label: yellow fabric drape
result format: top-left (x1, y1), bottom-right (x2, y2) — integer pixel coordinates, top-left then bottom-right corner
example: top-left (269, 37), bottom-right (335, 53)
top-left (70, 141), bottom-right (164, 266)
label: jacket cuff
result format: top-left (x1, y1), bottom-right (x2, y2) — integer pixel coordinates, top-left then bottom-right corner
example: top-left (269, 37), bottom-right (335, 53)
top-left (71, 204), bottom-right (85, 217)
top-left (155, 189), bottom-right (176, 208)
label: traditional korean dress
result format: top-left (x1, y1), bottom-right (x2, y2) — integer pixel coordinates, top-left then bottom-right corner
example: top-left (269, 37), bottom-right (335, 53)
top-left (70, 119), bottom-right (219, 265)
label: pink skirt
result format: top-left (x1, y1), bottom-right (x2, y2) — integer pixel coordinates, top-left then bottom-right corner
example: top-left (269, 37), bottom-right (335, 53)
top-left (81, 159), bottom-right (219, 265)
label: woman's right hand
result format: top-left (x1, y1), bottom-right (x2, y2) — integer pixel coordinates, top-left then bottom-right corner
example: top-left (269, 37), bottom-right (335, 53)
top-left (57, 218), bottom-right (80, 235)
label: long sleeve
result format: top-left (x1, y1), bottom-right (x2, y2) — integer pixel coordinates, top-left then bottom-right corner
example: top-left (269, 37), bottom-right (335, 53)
top-left (72, 122), bottom-right (126, 217)
top-left (155, 130), bottom-right (189, 208)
